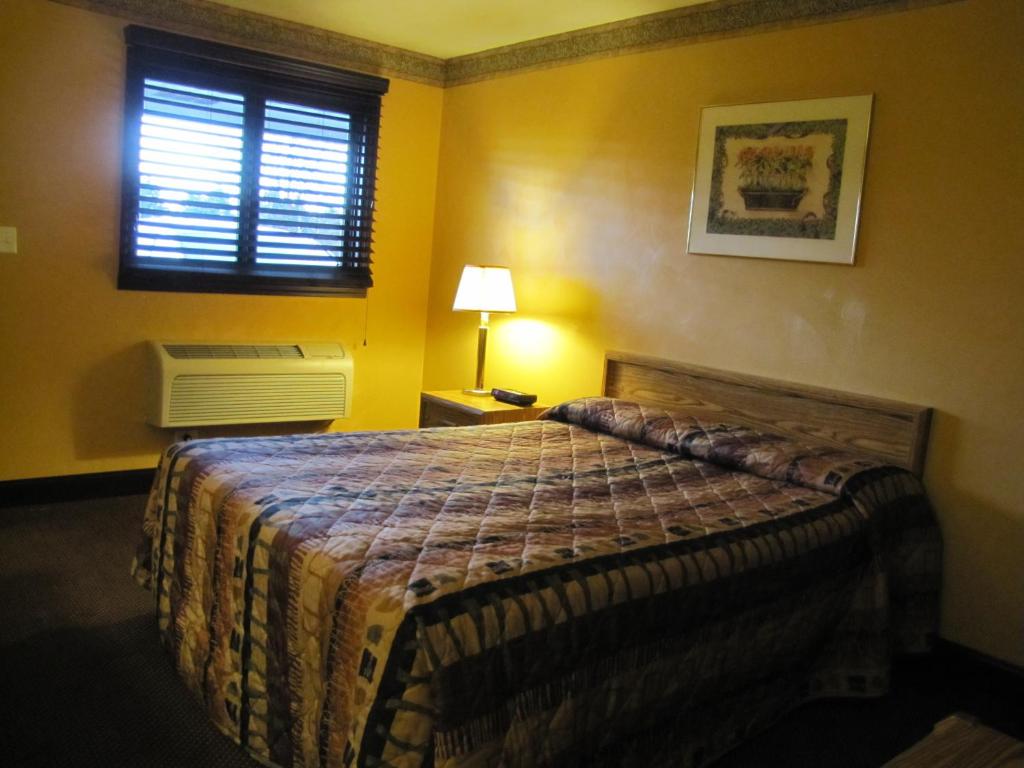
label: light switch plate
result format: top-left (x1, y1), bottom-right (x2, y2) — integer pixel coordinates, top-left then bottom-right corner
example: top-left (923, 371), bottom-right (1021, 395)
top-left (0, 227), bottom-right (17, 254)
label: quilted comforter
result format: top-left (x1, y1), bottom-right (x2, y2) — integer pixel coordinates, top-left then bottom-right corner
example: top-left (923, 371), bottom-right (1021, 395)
top-left (132, 398), bottom-right (940, 768)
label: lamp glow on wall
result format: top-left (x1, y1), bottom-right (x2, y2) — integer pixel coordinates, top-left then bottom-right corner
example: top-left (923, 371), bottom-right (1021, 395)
top-left (452, 265), bottom-right (516, 395)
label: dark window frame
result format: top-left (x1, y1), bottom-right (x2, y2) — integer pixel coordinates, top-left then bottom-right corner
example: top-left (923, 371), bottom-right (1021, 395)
top-left (118, 26), bottom-right (389, 298)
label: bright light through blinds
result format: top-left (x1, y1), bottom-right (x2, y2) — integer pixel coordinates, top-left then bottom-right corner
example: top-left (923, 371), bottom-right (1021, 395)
top-left (257, 101), bottom-right (350, 268)
top-left (135, 79), bottom-right (244, 262)
top-left (119, 27), bottom-right (387, 296)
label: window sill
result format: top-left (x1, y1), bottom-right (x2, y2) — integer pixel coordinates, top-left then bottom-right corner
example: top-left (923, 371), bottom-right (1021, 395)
top-left (117, 265), bottom-right (370, 298)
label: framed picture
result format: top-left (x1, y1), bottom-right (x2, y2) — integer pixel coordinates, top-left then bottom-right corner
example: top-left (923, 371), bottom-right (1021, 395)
top-left (686, 94), bottom-right (873, 264)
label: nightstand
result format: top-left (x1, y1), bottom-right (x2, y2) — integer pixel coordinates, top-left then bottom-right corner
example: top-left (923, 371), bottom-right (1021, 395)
top-left (419, 390), bottom-right (547, 428)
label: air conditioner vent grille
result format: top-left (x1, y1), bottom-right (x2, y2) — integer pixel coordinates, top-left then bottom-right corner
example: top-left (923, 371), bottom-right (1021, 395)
top-left (164, 344), bottom-right (303, 360)
top-left (169, 374), bottom-right (345, 425)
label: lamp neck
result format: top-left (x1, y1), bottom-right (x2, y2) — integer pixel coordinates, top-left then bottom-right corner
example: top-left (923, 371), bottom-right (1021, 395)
top-left (478, 311), bottom-right (490, 328)
top-left (473, 316), bottom-right (489, 393)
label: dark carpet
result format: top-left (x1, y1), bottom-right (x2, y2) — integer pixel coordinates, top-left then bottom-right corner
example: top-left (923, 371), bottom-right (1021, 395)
top-left (0, 495), bottom-right (1019, 767)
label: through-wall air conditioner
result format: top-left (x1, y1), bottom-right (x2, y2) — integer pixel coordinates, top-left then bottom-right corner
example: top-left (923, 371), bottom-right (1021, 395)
top-left (148, 342), bottom-right (352, 428)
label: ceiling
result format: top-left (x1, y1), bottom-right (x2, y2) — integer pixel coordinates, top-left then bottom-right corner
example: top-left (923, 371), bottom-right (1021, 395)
top-left (211, 0), bottom-right (710, 59)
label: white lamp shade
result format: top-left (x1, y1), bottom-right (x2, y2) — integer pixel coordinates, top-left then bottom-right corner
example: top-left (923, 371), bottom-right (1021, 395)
top-left (452, 265), bottom-right (517, 313)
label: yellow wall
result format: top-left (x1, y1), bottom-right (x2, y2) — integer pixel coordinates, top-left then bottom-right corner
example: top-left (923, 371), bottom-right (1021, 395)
top-left (423, 0), bottom-right (1024, 665)
top-left (2, 0), bottom-right (1021, 668)
top-left (0, 0), bottom-right (444, 480)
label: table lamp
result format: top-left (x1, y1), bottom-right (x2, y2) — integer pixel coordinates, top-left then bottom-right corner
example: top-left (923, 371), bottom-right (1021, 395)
top-left (452, 265), bottom-right (516, 395)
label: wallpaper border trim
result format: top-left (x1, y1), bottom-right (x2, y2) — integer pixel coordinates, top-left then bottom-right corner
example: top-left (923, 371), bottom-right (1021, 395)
top-left (446, 0), bottom-right (962, 85)
top-left (49, 0), bottom-right (961, 87)
top-left (48, 0), bottom-right (447, 85)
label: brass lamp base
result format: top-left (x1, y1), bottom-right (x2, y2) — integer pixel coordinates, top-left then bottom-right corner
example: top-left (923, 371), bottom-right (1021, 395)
top-left (464, 313), bottom-right (491, 397)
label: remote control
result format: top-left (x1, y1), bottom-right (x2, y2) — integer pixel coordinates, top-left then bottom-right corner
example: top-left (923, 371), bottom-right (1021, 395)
top-left (491, 388), bottom-right (537, 407)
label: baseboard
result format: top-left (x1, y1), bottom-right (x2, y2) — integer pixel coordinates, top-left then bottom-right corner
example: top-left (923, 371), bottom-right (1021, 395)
top-left (0, 468), bottom-right (155, 508)
top-left (932, 637), bottom-right (1024, 684)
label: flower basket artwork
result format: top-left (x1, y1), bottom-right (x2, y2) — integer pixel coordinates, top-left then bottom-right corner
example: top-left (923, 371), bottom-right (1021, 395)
top-left (687, 95), bottom-right (874, 264)
top-left (735, 145), bottom-right (814, 211)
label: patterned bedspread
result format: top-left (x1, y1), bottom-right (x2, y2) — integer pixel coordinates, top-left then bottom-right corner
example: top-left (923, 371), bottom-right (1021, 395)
top-left (132, 398), bottom-right (940, 768)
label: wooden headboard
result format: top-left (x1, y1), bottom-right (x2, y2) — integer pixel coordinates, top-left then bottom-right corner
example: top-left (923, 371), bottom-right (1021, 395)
top-left (603, 351), bottom-right (932, 475)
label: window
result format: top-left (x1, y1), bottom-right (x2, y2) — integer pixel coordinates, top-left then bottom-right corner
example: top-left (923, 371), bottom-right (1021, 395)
top-left (118, 27), bottom-right (389, 297)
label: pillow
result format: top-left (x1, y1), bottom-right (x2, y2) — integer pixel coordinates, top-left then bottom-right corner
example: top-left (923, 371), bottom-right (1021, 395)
top-left (543, 396), bottom-right (885, 496)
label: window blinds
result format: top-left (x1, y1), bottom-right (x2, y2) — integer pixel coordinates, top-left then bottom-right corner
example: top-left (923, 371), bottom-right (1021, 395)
top-left (136, 80), bottom-right (244, 263)
top-left (119, 26), bottom-right (388, 297)
top-left (256, 101), bottom-right (351, 268)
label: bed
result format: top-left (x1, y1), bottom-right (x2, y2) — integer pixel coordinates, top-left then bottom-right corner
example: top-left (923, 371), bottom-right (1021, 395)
top-left (132, 352), bottom-right (941, 768)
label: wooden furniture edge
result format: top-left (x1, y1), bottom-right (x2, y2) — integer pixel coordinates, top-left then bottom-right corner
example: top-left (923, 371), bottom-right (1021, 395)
top-left (422, 391), bottom-right (484, 417)
top-left (882, 712), bottom-right (1024, 767)
top-left (421, 390), bottom-right (545, 417)
top-left (602, 351), bottom-right (932, 475)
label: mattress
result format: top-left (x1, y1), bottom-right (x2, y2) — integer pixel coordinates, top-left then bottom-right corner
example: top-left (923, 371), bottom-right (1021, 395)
top-left (132, 397), bottom-right (941, 767)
